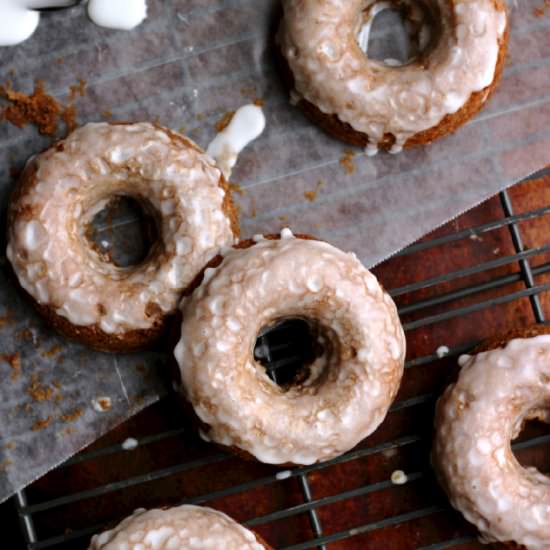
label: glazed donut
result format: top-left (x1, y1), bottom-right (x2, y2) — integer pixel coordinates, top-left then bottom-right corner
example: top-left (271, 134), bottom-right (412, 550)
top-left (277, 0), bottom-right (508, 153)
top-left (174, 230), bottom-right (405, 465)
top-left (88, 505), bottom-right (271, 549)
top-left (6, 123), bottom-right (238, 352)
top-left (433, 326), bottom-right (550, 549)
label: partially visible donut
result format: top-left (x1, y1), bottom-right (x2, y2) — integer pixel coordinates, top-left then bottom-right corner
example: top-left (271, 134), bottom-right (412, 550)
top-left (6, 123), bottom-right (238, 352)
top-left (174, 230), bottom-right (406, 465)
top-left (88, 505), bottom-right (271, 549)
top-left (433, 326), bottom-right (550, 549)
top-left (277, 0), bottom-right (509, 153)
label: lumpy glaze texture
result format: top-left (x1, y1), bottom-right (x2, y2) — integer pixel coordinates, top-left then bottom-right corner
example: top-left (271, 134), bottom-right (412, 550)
top-left (89, 505), bottom-right (267, 549)
top-left (174, 232), bottom-right (406, 465)
top-left (433, 336), bottom-right (550, 549)
top-left (7, 123), bottom-right (235, 335)
top-left (278, 0), bottom-right (507, 150)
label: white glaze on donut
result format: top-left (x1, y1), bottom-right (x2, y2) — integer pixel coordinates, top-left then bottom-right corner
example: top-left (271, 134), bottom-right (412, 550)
top-left (7, 123), bottom-right (235, 335)
top-left (433, 336), bottom-right (550, 548)
top-left (88, 505), bottom-right (267, 549)
top-left (174, 232), bottom-right (406, 465)
top-left (278, 0), bottom-right (507, 149)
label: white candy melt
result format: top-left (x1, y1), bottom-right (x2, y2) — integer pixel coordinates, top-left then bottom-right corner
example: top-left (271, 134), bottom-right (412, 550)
top-left (207, 104), bottom-right (266, 179)
top-left (0, 2), bottom-right (40, 47)
top-left (88, 0), bottom-right (148, 30)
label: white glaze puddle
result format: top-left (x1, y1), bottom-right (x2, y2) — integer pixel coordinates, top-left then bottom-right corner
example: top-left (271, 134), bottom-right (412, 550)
top-left (0, 1), bottom-right (40, 46)
top-left (88, 0), bottom-right (148, 31)
top-left (206, 104), bottom-right (266, 179)
top-left (0, 0), bottom-right (148, 47)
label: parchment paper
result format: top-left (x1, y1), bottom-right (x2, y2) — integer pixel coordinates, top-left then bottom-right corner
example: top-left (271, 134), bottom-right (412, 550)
top-left (0, 0), bottom-right (549, 504)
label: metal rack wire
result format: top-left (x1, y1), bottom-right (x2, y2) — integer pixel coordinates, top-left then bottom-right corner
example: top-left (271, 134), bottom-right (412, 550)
top-left (13, 170), bottom-right (550, 549)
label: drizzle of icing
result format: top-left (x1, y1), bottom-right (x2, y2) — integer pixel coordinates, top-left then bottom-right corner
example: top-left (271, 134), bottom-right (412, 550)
top-left (278, 0), bottom-right (507, 151)
top-left (89, 505), bottom-right (267, 549)
top-left (433, 336), bottom-right (550, 548)
top-left (174, 235), bottom-right (405, 465)
top-left (206, 104), bottom-right (266, 179)
top-left (87, 0), bottom-right (148, 31)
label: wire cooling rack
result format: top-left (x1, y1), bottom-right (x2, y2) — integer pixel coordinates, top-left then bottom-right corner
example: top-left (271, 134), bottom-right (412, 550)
top-left (12, 169), bottom-right (550, 550)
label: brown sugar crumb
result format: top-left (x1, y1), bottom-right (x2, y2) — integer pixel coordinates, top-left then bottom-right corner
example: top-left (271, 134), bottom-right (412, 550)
top-left (1, 80), bottom-right (61, 135)
top-left (339, 150), bottom-right (356, 175)
top-left (28, 373), bottom-right (53, 402)
top-left (42, 344), bottom-right (63, 359)
top-left (1, 353), bottom-right (21, 381)
top-left (304, 180), bottom-right (325, 202)
top-left (60, 409), bottom-right (82, 423)
top-left (215, 110), bottom-right (235, 133)
top-left (228, 182), bottom-right (246, 196)
top-left (62, 426), bottom-right (75, 435)
top-left (93, 397), bottom-right (112, 412)
top-left (101, 110), bottom-right (113, 119)
top-left (32, 416), bottom-right (53, 431)
top-left (5, 441), bottom-right (16, 450)
top-left (253, 98), bottom-right (265, 107)
top-left (68, 79), bottom-right (86, 102)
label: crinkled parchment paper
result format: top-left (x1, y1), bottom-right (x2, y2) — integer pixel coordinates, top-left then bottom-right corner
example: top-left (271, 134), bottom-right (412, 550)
top-left (0, 0), bottom-right (549, 503)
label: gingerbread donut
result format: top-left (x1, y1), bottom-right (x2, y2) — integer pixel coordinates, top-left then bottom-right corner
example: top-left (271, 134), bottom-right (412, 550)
top-left (277, 0), bottom-right (508, 153)
top-left (6, 123), bottom-right (238, 352)
top-left (433, 326), bottom-right (550, 549)
top-left (89, 505), bottom-right (271, 549)
top-left (174, 230), bottom-right (406, 465)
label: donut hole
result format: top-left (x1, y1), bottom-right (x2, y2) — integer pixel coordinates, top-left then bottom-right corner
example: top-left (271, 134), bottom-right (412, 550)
top-left (357, 0), bottom-right (441, 67)
top-left (85, 195), bottom-right (159, 268)
top-left (254, 318), bottom-right (333, 390)
top-left (511, 409), bottom-right (550, 476)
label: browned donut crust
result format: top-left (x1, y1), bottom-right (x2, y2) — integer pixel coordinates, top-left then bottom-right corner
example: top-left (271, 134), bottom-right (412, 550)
top-left (278, 0), bottom-right (509, 150)
top-left (474, 324), bottom-right (550, 355)
top-left (7, 125), bottom-right (240, 353)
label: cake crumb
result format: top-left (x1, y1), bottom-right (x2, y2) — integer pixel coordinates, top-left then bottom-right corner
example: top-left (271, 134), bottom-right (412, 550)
top-left (28, 374), bottom-right (53, 401)
top-left (92, 396), bottom-right (112, 412)
top-left (339, 150), bottom-right (356, 174)
top-left (1, 353), bottom-right (21, 381)
top-left (436, 345), bottom-right (450, 358)
top-left (32, 416), bottom-right (53, 431)
top-left (391, 470), bottom-right (408, 485)
top-left (253, 98), bottom-right (265, 107)
top-left (1, 80), bottom-right (61, 135)
top-left (5, 441), bottom-right (16, 450)
top-left (68, 79), bottom-right (86, 102)
top-left (60, 409), bottom-right (82, 423)
top-left (1, 79), bottom-right (84, 137)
